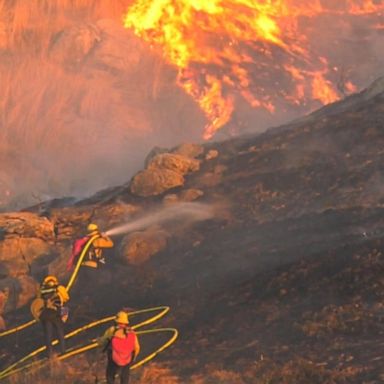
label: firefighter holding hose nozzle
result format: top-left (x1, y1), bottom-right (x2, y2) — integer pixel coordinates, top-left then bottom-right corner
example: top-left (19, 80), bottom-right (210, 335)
top-left (67, 223), bottom-right (114, 298)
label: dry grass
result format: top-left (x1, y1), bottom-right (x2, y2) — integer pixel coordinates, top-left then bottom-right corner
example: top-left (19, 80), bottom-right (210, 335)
top-left (5, 358), bottom-right (357, 384)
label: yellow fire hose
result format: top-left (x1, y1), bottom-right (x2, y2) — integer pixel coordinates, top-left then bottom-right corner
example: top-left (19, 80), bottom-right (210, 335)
top-left (0, 234), bottom-right (100, 338)
top-left (65, 234), bottom-right (100, 291)
top-left (0, 235), bottom-right (179, 379)
top-left (0, 307), bottom-right (178, 380)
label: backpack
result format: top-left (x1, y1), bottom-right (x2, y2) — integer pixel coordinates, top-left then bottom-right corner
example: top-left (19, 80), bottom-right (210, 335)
top-left (66, 236), bottom-right (89, 271)
top-left (111, 328), bottom-right (136, 366)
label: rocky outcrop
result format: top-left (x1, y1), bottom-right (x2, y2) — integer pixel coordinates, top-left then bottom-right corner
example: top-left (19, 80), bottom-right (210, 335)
top-left (205, 149), bottom-right (219, 161)
top-left (120, 228), bottom-right (168, 265)
top-left (130, 151), bottom-right (201, 197)
top-left (0, 213), bottom-right (54, 314)
top-left (148, 153), bottom-right (200, 175)
top-left (172, 143), bottom-right (204, 159)
top-left (130, 168), bottom-right (185, 197)
top-left (179, 189), bottom-right (204, 202)
top-left (163, 189), bottom-right (204, 204)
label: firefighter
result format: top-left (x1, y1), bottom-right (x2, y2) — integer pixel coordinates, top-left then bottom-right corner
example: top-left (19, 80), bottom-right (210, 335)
top-left (81, 223), bottom-right (114, 269)
top-left (69, 223), bottom-right (114, 301)
top-left (31, 275), bottom-right (70, 357)
top-left (98, 311), bottom-right (140, 384)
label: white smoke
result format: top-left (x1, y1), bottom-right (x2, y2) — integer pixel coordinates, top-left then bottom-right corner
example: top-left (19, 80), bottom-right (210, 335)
top-left (105, 202), bottom-right (214, 236)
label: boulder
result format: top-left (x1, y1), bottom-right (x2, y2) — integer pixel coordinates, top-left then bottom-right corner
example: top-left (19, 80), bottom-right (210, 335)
top-left (172, 143), bottom-right (204, 159)
top-left (205, 149), bottom-right (219, 160)
top-left (0, 288), bottom-right (8, 315)
top-left (130, 168), bottom-right (185, 197)
top-left (0, 238), bottom-right (54, 277)
top-left (144, 146), bottom-right (169, 168)
top-left (148, 153), bottom-right (200, 175)
top-left (0, 212), bottom-right (54, 240)
top-left (0, 212), bottom-right (55, 313)
top-left (17, 275), bottom-right (38, 308)
top-left (163, 194), bottom-right (179, 205)
top-left (0, 275), bottom-right (37, 314)
top-left (120, 228), bottom-right (168, 265)
top-left (0, 213), bottom-right (55, 278)
top-left (179, 189), bottom-right (204, 202)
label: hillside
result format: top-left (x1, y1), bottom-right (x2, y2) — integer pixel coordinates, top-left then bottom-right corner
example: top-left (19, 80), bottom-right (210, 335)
top-left (1, 80), bottom-right (384, 383)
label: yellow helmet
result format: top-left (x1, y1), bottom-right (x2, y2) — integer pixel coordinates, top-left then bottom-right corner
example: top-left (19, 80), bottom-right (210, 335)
top-left (115, 311), bottom-right (129, 325)
top-left (43, 275), bottom-right (58, 286)
top-left (87, 223), bottom-right (99, 233)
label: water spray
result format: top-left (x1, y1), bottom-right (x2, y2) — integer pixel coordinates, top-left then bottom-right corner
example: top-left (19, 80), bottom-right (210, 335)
top-left (104, 202), bottom-right (214, 237)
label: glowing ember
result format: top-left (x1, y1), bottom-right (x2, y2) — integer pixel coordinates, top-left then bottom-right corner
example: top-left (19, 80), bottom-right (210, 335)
top-left (124, 0), bottom-right (384, 138)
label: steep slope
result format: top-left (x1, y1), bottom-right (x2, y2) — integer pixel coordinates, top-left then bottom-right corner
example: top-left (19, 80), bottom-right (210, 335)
top-left (1, 82), bottom-right (384, 383)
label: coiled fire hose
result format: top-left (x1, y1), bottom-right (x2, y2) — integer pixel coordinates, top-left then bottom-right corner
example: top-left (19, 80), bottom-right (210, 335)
top-left (0, 236), bottom-right (178, 379)
top-left (0, 306), bottom-right (178, 380)
top-left (0, 234), bottom-right (100, 338)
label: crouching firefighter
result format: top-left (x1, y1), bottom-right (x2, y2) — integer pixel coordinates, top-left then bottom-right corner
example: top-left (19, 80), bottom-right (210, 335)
top-left (98, 311), bottom-right (140, 384)
top-left (30, 275), bottom-right (70, 357)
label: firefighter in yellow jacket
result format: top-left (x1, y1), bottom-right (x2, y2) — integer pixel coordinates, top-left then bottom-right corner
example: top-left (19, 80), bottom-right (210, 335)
top-left (98, 311), bottom-right (140, 384)
top-left (75, 223), bottom-right (114, 298)
top-left (31, 275), bottom-right (70, 357)
top-left (81, 223), bottom-right (114, 269)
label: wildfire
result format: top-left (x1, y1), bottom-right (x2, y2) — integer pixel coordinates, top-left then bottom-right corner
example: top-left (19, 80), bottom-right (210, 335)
top-left (124, 0), bottom-right (384, 139)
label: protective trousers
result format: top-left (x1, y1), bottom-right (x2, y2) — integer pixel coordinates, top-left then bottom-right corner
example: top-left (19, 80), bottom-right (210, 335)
top-left (106, 353), bottom-right (131, 384)
top-left (40, 311), bottom-right (65, 357)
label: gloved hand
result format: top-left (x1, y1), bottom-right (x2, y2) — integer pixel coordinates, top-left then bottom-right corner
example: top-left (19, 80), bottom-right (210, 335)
top-left (99, 258), bottom-right (106, 265)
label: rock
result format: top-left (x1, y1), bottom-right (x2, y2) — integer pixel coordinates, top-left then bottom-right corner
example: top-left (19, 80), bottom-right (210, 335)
top-left (148, 153), bottom-right (200, 175)
top-left (179, 189), bottom-right (204, 202)
top-left (163, 194), bottom-right (179, 205)
top-left (120, 228), bottom-right (168, 265)
top-left (0, 238), bottom-right (54, 277)
top-left (0, 315), bottom-right (5, 330)
top-left (0, 275), bottom-right (37, 315)
top-left (130, 168), bottom-right (185, 197)
top-left (144, 146), bottom-right (169, 168)
top-left (0, 212), bottom-right (54, 240)
top-left (0, 278), bottom-right (18, 313)
top-left (205, 149), bottom-right (219, 160)
top-left (0, 288), bottom-right (8, 315)
top-left (131, 152), bottom-right (201, 197)
top-left (17, 275), bottom-right (38, 308)
top-left (172, 143), bottom-right (204, 159)
top-left (0, 212), bottom-right (54, 313)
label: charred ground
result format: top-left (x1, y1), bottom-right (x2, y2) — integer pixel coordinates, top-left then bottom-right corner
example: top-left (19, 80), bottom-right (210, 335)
top-left (1, 82), bottom-right (384, 383)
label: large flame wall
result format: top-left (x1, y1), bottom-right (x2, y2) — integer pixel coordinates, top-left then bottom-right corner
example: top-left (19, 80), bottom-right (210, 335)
top-left (0, 0), bottom-right (383, 209)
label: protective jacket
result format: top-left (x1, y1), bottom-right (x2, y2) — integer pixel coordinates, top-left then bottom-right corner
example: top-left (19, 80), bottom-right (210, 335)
top-left (81, 233), bottom-right (114, 268)
top-left (31, 283), bottom-right (70, 322)
top-left (98, 325), bottom-right (140, 363)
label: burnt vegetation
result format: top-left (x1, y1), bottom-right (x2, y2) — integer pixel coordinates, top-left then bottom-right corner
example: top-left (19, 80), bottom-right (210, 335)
top-left (2, 86), bottom-right (384, 383)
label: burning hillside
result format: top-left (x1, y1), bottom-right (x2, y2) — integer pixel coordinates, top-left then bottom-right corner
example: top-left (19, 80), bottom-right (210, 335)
top-left (124, 0), bottom-right (384, 138)
top-left (1, 77), bottom-right (384, 382)
top-left (0, 0), bottom-right (383, 210)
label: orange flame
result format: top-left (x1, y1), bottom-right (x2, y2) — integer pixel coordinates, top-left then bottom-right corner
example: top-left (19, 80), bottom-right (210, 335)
top-left (124, 0), bottom-right (384, 138)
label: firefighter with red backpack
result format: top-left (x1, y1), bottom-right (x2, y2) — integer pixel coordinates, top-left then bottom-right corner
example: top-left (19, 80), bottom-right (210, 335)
top-left (98, 311), bottom-right (140, 384)
top-left (67, 223), bottom-right (114, 271)
top-left (67, 223), bottom-right (114, 298)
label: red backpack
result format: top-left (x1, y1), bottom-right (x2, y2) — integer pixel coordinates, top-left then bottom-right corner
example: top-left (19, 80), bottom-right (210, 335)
top-left (111, 329), bottom-right (136, 366)
top-left (66, 236), bottom-right (89, 271)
